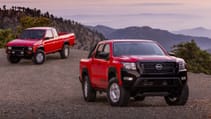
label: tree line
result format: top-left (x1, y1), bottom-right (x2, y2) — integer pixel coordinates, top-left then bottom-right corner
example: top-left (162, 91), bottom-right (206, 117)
top-left (0, 5), bottom-right (105, 50)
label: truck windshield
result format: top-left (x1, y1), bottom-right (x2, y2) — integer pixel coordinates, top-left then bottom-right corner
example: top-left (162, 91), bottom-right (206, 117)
top-left (113, 42), bottom-right (166, 57)
top-left (20, 29), bottom-right (45, 40)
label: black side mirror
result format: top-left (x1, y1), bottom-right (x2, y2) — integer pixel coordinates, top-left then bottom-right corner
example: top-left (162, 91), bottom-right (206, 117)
top-left (168, 52), bottom-right (175, 56)
top-left (44, 37), bottom-right (53, 40)
top-left (98, 52), bottom-right (109, 60)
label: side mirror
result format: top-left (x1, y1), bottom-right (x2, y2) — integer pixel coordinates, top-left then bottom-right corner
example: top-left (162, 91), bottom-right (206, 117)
top-left (44, 37), bottom-right (53, 40)
top-left (98, 52), bottom-right (109, 60)
top-left (168, 52), bottom-right (175, 56)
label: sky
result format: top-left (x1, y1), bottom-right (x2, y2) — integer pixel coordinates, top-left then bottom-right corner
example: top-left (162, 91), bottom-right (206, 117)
top-left (1, 0), bottom-right (211, 30)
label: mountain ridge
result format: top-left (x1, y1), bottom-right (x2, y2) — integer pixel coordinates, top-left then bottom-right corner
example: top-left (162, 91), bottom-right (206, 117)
top-left (90, 25), bottom-right (211, 51)
top-left (172, 27), bottom-right (211, 38)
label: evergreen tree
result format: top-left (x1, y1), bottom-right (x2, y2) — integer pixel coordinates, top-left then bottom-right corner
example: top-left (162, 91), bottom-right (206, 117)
top-left (172, 40), bottom-right (211, 74)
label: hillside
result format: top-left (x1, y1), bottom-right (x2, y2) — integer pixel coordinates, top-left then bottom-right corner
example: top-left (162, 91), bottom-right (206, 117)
top-left (0, 6), bottom-right (105, 50)
top-left (173, 27), bottom-right (211, 38)
top-left (91, 25), bottom-right (211, 51)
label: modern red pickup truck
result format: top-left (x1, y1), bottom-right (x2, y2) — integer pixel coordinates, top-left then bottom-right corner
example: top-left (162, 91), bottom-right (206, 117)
top-left (79, 40), bottom-right (188, 106)
top-left (6, 27), bottom-right (75, 64)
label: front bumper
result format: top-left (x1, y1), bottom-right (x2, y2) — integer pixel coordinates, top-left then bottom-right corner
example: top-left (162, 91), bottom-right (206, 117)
top-left (121, 68), bottom-right (187, 96)
top-left (6, 47), bottom-right (33, 59)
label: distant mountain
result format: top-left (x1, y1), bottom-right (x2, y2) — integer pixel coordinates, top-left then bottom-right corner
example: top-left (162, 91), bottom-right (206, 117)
top-left (89, 25), bottom-right (115, 38)
top-left (90, 25), bottom-right (211, 51)
top-left (0, 6), bottom-right (105, 50)
top-left (173, 27), bottom-right (211, 38)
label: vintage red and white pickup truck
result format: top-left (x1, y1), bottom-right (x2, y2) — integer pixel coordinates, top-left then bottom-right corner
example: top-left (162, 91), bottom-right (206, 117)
top-left (6, 27), bottom-right (75, 64)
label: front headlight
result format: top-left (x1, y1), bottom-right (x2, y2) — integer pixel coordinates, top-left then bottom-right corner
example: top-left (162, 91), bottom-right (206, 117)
top-left (178, 61), bottom-right (186, 71)
top-left (122, 62), bottom-right (137, 70)
top-left (28, 47), bottom-right (33, 51)
top-left (7, 46), bottom-right (12, 50)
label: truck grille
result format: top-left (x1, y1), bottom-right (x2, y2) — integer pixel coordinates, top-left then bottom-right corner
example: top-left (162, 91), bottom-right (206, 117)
top-left (139, 62), bottom-right (177, 75)
top-left (12, 46), bottom-right (27, 51)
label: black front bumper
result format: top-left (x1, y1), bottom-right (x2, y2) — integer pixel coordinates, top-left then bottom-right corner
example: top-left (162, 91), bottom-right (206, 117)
top-left (7, 48), bottom-right (33, 59)
top-left (121, 68), bottom-right (187, 96)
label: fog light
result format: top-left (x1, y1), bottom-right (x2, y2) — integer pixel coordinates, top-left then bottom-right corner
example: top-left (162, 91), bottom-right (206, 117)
top-left (181, 76), bottom-right (186, 81)
top-left (162, 81), bottom-right (168, 86)
top-left (123, 77), bottom-right (133, 81)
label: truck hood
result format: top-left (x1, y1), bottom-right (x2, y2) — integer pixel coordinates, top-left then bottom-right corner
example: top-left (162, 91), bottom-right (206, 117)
top-left (6, 39), bottom-right (41, 47)
top-left (114, 55), bottom-right (180, 62)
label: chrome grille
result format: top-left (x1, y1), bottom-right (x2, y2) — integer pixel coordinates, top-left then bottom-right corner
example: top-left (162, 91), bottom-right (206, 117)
top-left (139, 62), bottom-right (177, 74)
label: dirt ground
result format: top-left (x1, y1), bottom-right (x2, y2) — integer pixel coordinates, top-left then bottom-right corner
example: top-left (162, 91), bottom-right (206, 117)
top-left (0, 49), bottom-right (211, 119)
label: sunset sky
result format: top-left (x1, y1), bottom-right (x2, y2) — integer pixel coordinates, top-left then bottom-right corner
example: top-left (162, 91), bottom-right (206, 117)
top-left (1, 0), bottom-right (211, 30)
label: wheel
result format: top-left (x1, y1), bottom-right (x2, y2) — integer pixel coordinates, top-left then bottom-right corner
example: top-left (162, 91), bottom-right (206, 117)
top-left (107, 78), bottom-right (130, 106)
top-left (165, 84), bottom-right (189, 106)
top-left (60, 44), bottom-right (69, 59)
top-left (82, 75), bottom-right (96, 102)
top-left (32, 49), bottom-right (45, 64)
top-left (7, 55), bottom-right (21, 64)
top-left (134, 96), bottom-right (145, 101)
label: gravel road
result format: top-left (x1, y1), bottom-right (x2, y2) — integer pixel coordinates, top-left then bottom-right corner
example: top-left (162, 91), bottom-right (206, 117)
top-left (0, 49), bottom-right (211, 119)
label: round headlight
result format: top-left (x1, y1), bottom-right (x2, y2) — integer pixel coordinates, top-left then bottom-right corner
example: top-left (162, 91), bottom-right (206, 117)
top-left (28, 47), bottom-right (33, 51)
top-left (7, 46), bottom-right (12, 50)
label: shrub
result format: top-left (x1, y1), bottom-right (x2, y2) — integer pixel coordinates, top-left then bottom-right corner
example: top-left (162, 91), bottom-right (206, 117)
top-left (172, 40), bottom-right (211, 74)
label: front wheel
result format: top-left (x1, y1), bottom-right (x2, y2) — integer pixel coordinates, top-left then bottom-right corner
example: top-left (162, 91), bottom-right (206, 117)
top-left (82, 76), bottom-right (96, 102)
top-left (32, 49), bottom-right (45, 64)
top-left (7, 55), bottom-right (21, 64)
top-left (60, 44), bottom-right (69, 59)
top-left (107, 78), bottom-right (130, 106)
top-left (165, 84), bottom-right (189, 106)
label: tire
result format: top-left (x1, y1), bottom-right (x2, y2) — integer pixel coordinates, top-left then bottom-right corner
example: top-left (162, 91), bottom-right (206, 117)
top-left (82, 75), bottom-right (96, 102)
top-left (32, 49), bottom-right (45, 64)
top-left (7, 55), bottom-right (21, 64)
top-left (107, 78), bottom-right (130, 106)
top-left (60, 44), bottom-right (69, 59)
top-left (165, 84), bottom-right (189, 106)
top-left (134, 96), bottom-right (145, 101)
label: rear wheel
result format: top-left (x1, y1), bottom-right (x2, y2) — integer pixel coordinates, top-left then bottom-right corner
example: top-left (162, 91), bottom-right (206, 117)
top-left (32, 49), bottom-right (45, 64)
top-left (107, 78), bottom-right (130, 106)
top-left (82, 76), bottom-right (96, 102)
top-left (7, 55), bottom-right (21, 64)
top-left (60, 44), bottom-right (69, 59)
top-left (165, 84), bottom-right (189, 106)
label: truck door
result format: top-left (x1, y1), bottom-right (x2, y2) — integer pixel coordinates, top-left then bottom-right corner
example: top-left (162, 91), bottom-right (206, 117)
top-left (91, 43), bottom-right (110, 88)
top-left (52, 28), bottom-right (63, 50)
top-left (43, 29), bottom-right (55, 53)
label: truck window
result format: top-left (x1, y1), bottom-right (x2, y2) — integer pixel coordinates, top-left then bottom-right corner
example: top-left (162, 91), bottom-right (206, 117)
top-left (45, 30), bottom-right (54, 39)
top-left (95, 43), bottom-right (110, 59)
top-left (103, 44), bottom-right (110, 54)
top-left (95, 44), bottom-right (104, 59)
top-left (20, 29), bottom-right (45, 40)
top-left (52, 28), bottom-right (58, 37)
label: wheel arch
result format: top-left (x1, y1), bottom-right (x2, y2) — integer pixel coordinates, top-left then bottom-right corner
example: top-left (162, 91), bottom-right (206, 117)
top-left (81, 68), bottom-right (89, 82)
top-left (64, 41), bottom-right (70, 46)
top-left (36, 46), bottom-right (45, 52)
top-left (108, 67), bottom-right (118, 82)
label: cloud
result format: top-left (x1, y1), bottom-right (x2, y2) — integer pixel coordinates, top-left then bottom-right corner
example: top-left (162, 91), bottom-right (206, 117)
top-left (66, 13), bottom-right (197, 19)
top-left (135, 13), bottom-right (196, 18)
top-left (0, 0), bottom-right (34, 4)
top-left (133, 2), bottom-right (183, 7)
